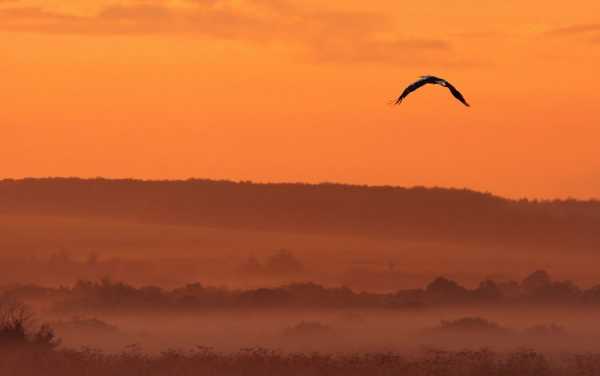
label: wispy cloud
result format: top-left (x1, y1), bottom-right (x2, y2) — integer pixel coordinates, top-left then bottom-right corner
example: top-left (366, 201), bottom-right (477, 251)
top-left (545, 24), bottom-right (600, 36)
top-left (543, 24), bottom-right (600, 46)
top-left (450, 31), bottom-right (505, 39)
top-left (0, 0), bottom-right (453, 64)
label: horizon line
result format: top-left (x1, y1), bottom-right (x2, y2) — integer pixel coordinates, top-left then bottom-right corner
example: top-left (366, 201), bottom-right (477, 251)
top-left (1, 176), bottom-right (598, 203)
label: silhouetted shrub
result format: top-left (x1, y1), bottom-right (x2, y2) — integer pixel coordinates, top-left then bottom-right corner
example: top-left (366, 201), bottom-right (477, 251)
top-left (0, 298), bottom-right (60, 349)
top-left (0, 298), bottom-right (30, 345)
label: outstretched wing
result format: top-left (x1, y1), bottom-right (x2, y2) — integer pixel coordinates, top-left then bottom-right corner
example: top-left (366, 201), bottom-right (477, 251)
top-left (444, 81), bottom-right (470, 107)
top-left (394, 76), bottom-right (438, 104)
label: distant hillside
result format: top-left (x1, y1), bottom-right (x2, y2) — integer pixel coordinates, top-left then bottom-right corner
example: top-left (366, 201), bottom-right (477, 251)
top-left (0, 178), bottom-right (599, 250)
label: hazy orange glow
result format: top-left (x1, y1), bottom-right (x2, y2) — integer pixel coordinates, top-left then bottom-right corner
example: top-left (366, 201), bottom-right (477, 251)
top-left (2, 0), bottom-right (600, 198)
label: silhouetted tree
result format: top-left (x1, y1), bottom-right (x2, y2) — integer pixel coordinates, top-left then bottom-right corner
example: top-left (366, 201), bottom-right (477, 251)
top-left (521, 270), bottom-right (551, 293)
top-left (425, 277), bottom-right (470, 304)
top-left (264, 250), bottom-right (304, 275)
top-left (473, 280), bottom-right (502, 301)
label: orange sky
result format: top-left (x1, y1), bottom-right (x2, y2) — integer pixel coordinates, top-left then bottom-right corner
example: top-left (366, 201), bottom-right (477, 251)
top-left (2, 0), bottom-right (600, 199)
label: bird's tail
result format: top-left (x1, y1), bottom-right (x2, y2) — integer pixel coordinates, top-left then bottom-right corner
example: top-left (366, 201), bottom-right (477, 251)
top-left (388, 98), bottom-right (401, 105)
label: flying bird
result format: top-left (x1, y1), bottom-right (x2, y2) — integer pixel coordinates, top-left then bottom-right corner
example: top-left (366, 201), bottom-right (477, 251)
top-left (394, 76), bottom-right (470, 107)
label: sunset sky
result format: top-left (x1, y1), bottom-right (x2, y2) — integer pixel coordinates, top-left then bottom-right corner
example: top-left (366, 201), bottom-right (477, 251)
top-left (2, 0), bottom-right (600, 199)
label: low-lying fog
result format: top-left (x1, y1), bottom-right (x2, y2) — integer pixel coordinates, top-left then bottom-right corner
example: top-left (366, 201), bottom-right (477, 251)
top-left (45, 307), bottom-right (600, 354)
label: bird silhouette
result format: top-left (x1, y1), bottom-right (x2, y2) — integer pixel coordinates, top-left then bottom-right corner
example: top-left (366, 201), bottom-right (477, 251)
top-left (394, 75), bottom-right (470, 107)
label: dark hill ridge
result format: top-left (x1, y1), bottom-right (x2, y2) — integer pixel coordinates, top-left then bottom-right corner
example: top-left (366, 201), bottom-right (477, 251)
top-left (0, 178), bottom-right (599, 249)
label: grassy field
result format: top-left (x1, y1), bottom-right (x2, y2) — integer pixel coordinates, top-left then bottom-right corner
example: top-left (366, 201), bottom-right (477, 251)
top-left (1, 346), bottom-right (598, 376)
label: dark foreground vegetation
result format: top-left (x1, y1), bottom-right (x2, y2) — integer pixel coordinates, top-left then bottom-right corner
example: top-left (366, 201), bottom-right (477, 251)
top-left (1, 178), bottom-right (600, 249)
top-left (2, 345), bottom-right (600, 376)
top-left (0, 298), bottom-right (59, 350)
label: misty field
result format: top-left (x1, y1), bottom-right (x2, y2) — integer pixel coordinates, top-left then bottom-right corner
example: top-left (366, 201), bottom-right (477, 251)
top-left (2, 180), bottom-right (600, 374)
top-left (4, 281), bottom-right (600, 376)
